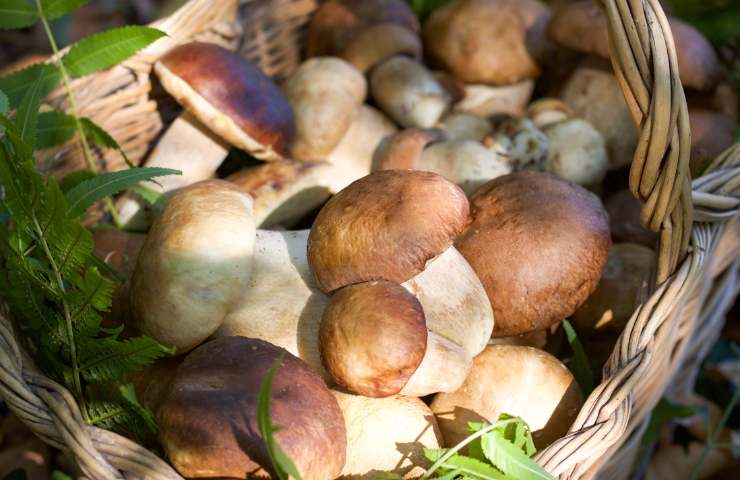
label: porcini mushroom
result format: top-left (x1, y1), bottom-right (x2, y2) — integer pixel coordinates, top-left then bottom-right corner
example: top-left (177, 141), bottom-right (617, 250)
top-left (333, 390), bottom-right (442, 479)
top-left (541, 117), bottom-right (608, 187)
top-left (370, 55), bottom-right (452, 128)
top-left (226, 160), bottom-right (333, 228)
top-left (486, 116), bottom-right (550, 172)
top-left (116, 41), bottom-right (295, 229)
top-left (282, 57), bottom-right (367, 161)
top-left (158, 336), bottom-right (346, 479)
top-left (376, 128), bottom-right (511, 195)
top-left (605, 189), bottom-right (659, 247)
top-left (571, 243), bottom-right (655, 335)
top-left (437, 111), bottom-right (492, 142)
top-left (308, 170), bottom-right (494, 395)
top-left (339, 23), bottom-right (422, 73)
top-left (431, 345), bottom-right (583, 448)
top-left (688, 108), bottom-right (736, 177)
top-left (455, 171), bottom-right (610, 336)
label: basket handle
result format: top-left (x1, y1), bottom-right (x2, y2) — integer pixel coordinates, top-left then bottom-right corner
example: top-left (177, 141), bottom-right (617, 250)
top-left (601, 0), bottom-right (693, 283)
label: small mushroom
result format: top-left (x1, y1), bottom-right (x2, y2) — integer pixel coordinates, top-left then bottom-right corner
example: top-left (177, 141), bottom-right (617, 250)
top-left (282, 57), bottom-right (367, 161)
top-left (542, 117), bottom-right (608, 187)
top-left (131, 180), bottom-right (256, 352)
top-left (437, 111), bottom-right (492, 142)
top-left (486, 116), bottom-right (550, 172)
top-left (117, 42), bottom-right (295, 229)
top-left (376, 128), bottom-right (511, 195)
top-left (431, 345), bottom-right (583, 448)
top-left (339, 23), bottom-right (422, 73)
top-left (688, 108), bottom-right (736, 177)
top-left (158, 336), bottom-right (346, 479)
top-left (605, 189), bottom-right (659, 247)
top-left (333, 390), bottom-right (442, 479)
top-left (227, 160), bottom-right (333, 228)
top-left (525, 98), bottom-right (572, 128)
top-left (454, 80), bottom-right (535, 118)
top-left (424, 0), bottom-right (551, 85)
top-left (548, 0), bottom-right (723, 91)
top-left (370, 55), bottom-right (452, 128)
top-left (308, 170), bottom-right (494, 395)
top-left (455, 171), bottom-right (610, 336)
top-left (571, 243), bottom-right (655, 335)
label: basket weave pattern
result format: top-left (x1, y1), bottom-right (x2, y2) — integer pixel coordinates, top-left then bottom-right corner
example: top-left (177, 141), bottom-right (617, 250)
top-left (1, 0), bottom-right (738, 479)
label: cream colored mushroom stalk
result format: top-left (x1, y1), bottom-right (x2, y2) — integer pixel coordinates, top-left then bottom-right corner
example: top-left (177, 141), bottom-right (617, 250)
top-left (308, 170), bottom-right (494, 396)
top-left (115, 42), bottom-right (295, 230)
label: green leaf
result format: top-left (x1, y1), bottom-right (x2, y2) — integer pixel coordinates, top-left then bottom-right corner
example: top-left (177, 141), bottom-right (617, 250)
top-left (480, 432), bottom-right (554, 480)
top-left (562, 319), bottom-right (594, 395)
top-left (127, 184), bottom-right (167, 212)
top-left (0, 90), bottom-right (8, 113)
top-left (119, 383), bottom-right (158, 433)
top-left (15, 64), bottom-right (52, 147)
top-left (37, 111), bottom-right (77, 149)
top-left (79, 117), bottom-right (134, 167)
top-left (59, 169), bottom-right (96, 193)
top-left (424, 450), bottom-right (508, 480)
top-left (0, 63), bottom-right (60, 108)
top-left (258, 355), bottom-right (304, 480)
top-left (50, 471), bottom-right (72, 480)
top-left (65, 167), bottom-right (180, 218)
top-left (63, 26), bottom-right (167, 77)
top-left (40, 0), bottom-right (89, 19)
top-left (639, 397), bottom-right (696, 459)
top-left (0, 0), bottom-right (38, 29)
top-left (79, 336), bottom-right (173, 383)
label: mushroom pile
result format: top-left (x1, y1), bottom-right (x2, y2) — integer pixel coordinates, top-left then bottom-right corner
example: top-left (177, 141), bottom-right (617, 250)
top-left (91, 0), bottom-right (733, 478)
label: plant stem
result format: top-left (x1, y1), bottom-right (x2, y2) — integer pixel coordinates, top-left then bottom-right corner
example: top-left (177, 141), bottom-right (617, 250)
top-left (30, 213), bottom-right (88, 422)
top-left (689, 387), bottom-right (740, 480)
top-left (35, 0), bottom-right (122, 228)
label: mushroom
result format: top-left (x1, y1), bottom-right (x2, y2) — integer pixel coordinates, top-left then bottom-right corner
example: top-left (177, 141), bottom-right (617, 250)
top-left (548, 0), bottom-right (723, 92)
top-left (333, 390), bottom-right (442, 479)
top-left (305, 0), bottom-right (420, 59)
top-left (376, 128), bottom-right (511, 195)
top-left (437, 111), bottom-right (492, 142)
top-left (116, 41), bottom-right (295, 229)
top-left (488, 329), bottom-right (548, 349)
top-left (455, 171), bottom-right (611, 336)
top-left (131, 180), bottom-right (256, 352)
top-left (541, 116), bottom-right (608, 187)
top-left (369, 55), bottom-right (452, 128)
top-left (320, 281), bottom-right (470, 397)
top-left (525, 98), bottom-right (573, 128)
top-left (226, 160), bottom-right (333, 228)
top-left (339, 23), bottom-right (422, 73)
top-left (571, 243), bottom-right (655, 336)
top-left (486, 116), bottom-right (550, 172)
top-left (282, 57), bottom-right (367, 161)
top-left (431, 345), bottom-right (583, 448)
top-left (454, 80), bottom-right (535, 118)
top-left (308, 170), bottom-right (494, 395)
top-left (92, 228), bottom-right (145, 330)
top-left (688, 108), bottom-right (736, 177)
top-left (158, 336), bottom-right (346, 479)
top-left (605, 189), bottom-right (659, 247)
top-left (423, 0), bottom-right (551, 86)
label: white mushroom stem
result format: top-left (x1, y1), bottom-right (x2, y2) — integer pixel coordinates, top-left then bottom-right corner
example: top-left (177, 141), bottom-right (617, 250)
top-left (400, 331), bottom-right (471, 396)
top-left (455, 80), bottom-right (534, 117)
top-left (370, 56), bottom-right (452, 128)
top-left (116, 111), bottom-right (230, 231)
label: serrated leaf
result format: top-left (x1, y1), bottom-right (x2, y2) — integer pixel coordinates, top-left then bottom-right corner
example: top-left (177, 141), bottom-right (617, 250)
top-left (59, 169), bottom-right (96, 193)
top-left (119, 383), bottom-right (157, 433)
top-left (480, 433), bottom-right (554, 480)
top-left (65, 167), bottom-right (180, 218)
top-left (0, 90), bottom-right (8, 113)
top-left (15, 64), bottom-right (51, 147)
top-left (0, 63), bottom-right (60, 108)
top-left (63, 26), bottom-right (166, 77)
top-left (424, 450), bottom-right (508, 480)
top-left (40, 0), bottom-right (88, 19)
top-left (258, 355), bottom-right (304, 480)
top-left (79, 117), bottom-right (133, 167)
top-left (79, 336), bottom-right (173, 383)
top-left (0, 0), bottom-right (38, 29)
top-left (37, 111), bottom-right (77, 149)
top-left (562, 319), bottom-right (594, 395)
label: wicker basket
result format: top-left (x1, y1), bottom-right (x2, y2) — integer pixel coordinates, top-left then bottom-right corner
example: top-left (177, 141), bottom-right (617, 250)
top-left (1, 0), bottom-right (739, 479)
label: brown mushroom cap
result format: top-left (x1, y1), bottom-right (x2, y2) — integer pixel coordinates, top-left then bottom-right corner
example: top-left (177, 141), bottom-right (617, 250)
top-left (423, 0), bottom-right (551, 85)
top-left (158, 336), bottom-right (346, 479)
top-left (571, 242), bottom-right (655, 335)
top-left (305, 0), bottom-right (419, 58)
top-left (688, 108), bottom-right (736, 177)
top-left (155, 42), bottom-right (295, 160)
top-left (308, 170), bottom-right (470, 293)
top-left (455, 171), bottom-right (610, 336)
top-left (320, 281), bottom-right (427, 397)
top-left (606, 189), bottom-right (659, 247)
top-left (339, 23), bottom-right (423, 73)
top-left (548, 1), bottom-right (722, 90)
top-left (431, 345), bottom-right (583, 448)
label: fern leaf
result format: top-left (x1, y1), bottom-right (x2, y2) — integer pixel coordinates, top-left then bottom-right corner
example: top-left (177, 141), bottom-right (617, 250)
top-left (47, 221), bottom-right (93, 277)
top-left (79, 336), bottom-right (173, 384)
top-left (119, 383), bottom-right (157, 433)
top-left (0, 90), bottom-right (8, 113)
top-left (5, 260), bottom-right (51, 329)
top-left (479, 433), bottom-right (554, 480)
top-left (63, 26), bottom-right (166, 77)
top-left (37, 111), bottom-right (76, 149)
top-left (0, 63), bottom-right (60, 109)
top-left (65, 167), bottom-right (180, 218)
top-left (41, 0), bottom-right (89, 20)
top-left (0, 0), bottom-right (38, 29)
